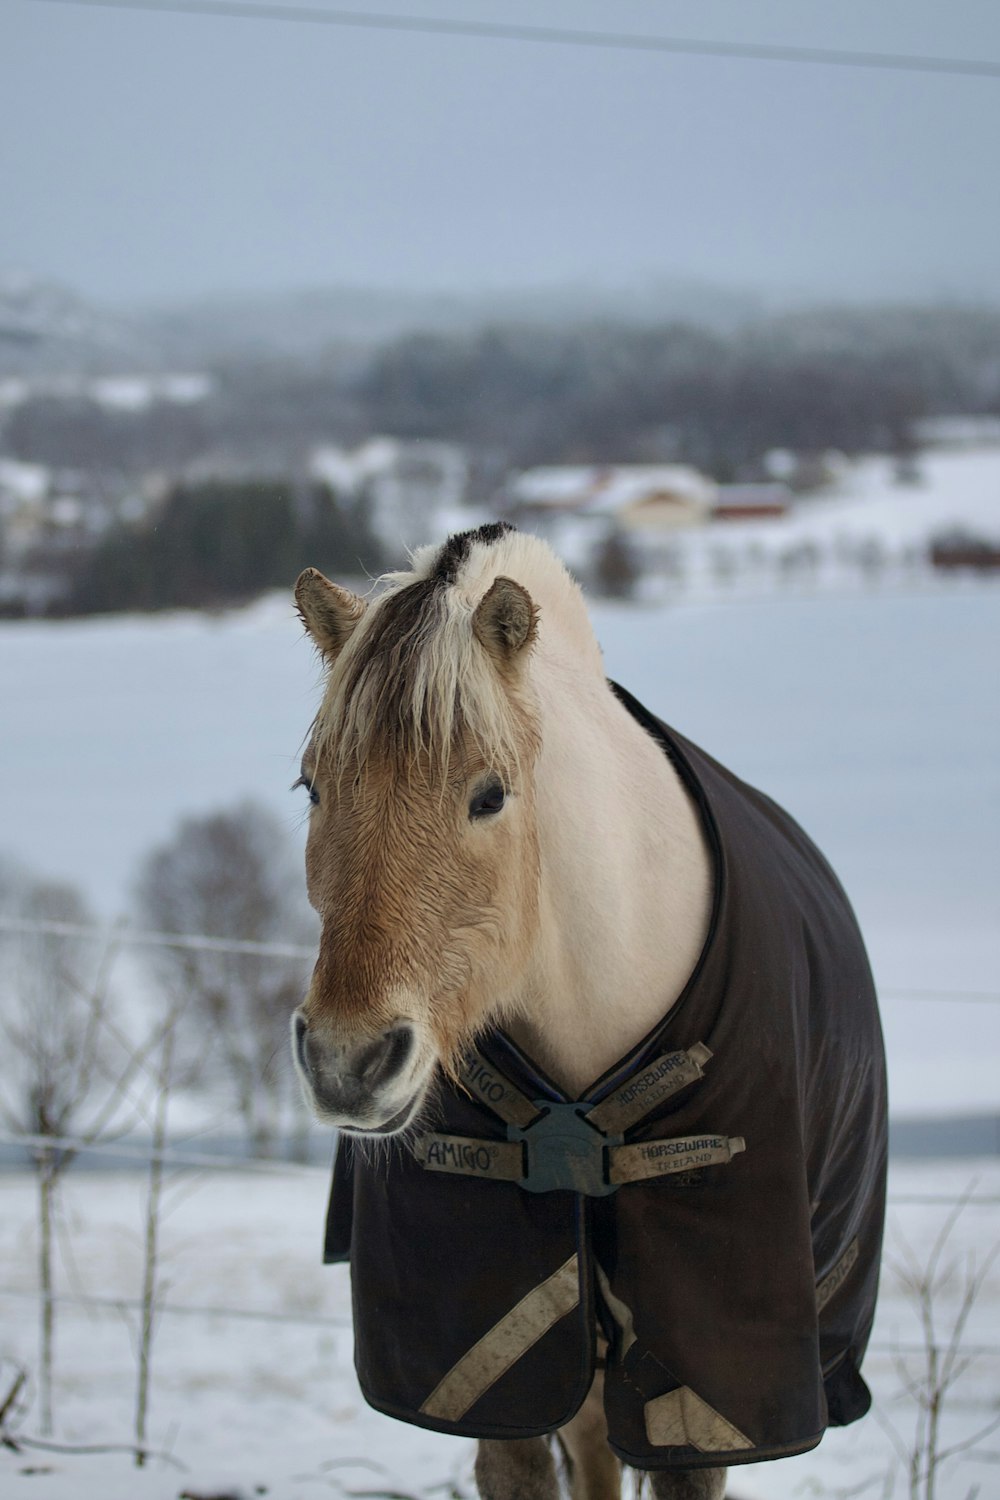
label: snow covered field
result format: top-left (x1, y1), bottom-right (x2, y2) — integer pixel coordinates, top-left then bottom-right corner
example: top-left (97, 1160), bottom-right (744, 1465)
top-left (1, 1159), bottom-right (998, 1500)
top-left (654, 446), bottom-right (1000, 595)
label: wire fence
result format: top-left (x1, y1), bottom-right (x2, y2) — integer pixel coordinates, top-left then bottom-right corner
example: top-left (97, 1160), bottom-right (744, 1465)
top-left (1, 914), bottom-right (996, 1005)
top-left (0, 1130), bottom-right (326, 1175)
top-left (3, 1146), bottom-right (1000, 1359)
top-left (0, 1284), bottom-right (350, 1329)
top-left (0, 1282), bottom-right (996, 1361)
top-left (0, 907), bottom-right (997, 1200)
top-left (2, 1135), bottom-right (999, 1425)
top-left (1, 1127), bottom-right (998, 1208)
top-left (0, 912), bottom-right (315, 961)
top-left (1, 916), bottom-right (997, 1207)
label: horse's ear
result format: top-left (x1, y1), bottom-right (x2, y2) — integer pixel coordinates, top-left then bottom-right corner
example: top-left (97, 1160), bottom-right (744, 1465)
top-left (472, 576), bottom-right (538, 666)
top-left (295, 568), bottom-right (367, 661)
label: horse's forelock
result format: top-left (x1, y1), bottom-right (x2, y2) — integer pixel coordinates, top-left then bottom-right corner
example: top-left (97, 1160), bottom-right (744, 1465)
top-left (312, 542), bottom-right (534, 785)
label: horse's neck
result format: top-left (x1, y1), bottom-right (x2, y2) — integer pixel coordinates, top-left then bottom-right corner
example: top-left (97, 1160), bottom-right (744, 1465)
top-left (507, 655), bottom-right (713, 1098)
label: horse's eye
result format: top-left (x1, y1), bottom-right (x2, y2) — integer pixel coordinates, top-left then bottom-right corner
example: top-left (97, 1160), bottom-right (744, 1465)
top-left (469, 781), bottom-right (506, 819)
top-left (293, 775), bottom-right (320, 807)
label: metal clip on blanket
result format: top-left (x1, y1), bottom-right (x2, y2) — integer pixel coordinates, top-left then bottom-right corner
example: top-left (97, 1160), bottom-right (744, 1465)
top-left (507, 1102), bottom-right (622, 1196)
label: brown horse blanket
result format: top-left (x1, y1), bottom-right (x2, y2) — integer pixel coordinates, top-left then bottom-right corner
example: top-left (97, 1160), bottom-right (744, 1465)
top-left (323, 685), bottom-right (888, 1471)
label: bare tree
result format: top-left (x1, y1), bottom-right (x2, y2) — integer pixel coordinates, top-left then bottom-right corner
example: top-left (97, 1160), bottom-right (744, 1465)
top-left (133, 802), bottom-right (315, 1155)
top-left (132, 999), bottom-right (188, 1467)
top-left (879, 1196), bottom-right (1000, 1500)
top-left (593, 528), bottom-right (640, 601)
top-left (0, 859), bottom-right (128, 1433)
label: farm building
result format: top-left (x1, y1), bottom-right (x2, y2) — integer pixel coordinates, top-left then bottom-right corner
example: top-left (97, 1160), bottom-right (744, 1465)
top-left (503, 463), bottom-right (716, 531)
top-left (712, 483), bottom-right (791, 521)
top-left (309, 437), bottom-right (469, 558)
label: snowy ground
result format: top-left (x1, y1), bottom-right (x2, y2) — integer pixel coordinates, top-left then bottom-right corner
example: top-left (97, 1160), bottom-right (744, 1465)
top-left (650, 445), bottom-right (1000, 597)
top-left (0, 1157), bottom-right (998, 1500)
top-left (542, 445), bottom-right (1000, 602)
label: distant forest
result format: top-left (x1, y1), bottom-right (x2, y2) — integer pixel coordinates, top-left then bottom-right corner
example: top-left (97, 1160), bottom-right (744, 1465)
top-left (66, 481), bottom-right (380, 615)
top-left (354, 304), bottom-right (1000, 478)
top-left (6, 304), bottom-right (1000, 486)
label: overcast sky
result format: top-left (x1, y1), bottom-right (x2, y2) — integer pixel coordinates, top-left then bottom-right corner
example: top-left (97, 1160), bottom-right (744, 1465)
top-left (3, 0), bottom-right (1000, 307)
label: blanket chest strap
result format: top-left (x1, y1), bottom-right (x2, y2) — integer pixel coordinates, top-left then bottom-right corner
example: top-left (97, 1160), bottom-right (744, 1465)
top-left (414, 1112), bottom-right (746, 1195)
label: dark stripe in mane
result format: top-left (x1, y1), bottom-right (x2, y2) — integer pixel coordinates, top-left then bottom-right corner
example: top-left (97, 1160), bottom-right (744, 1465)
top-left (433, 520), bottom-right (515, 584)
top-left (330, 521), bottom-right (517, 768)
top-left (338, 579), bottom-right (439, 741)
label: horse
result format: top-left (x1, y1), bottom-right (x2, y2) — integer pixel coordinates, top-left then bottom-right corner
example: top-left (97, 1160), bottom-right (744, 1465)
top-left (290, 522), bottom-right (887, 1500)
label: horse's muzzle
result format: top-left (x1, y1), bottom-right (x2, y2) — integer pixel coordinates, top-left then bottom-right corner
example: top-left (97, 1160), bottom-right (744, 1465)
top-left (292, 1011), bottom-right (420, 1131)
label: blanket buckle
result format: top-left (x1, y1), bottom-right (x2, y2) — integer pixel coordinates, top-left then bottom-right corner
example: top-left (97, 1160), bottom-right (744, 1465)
top-left (508, 1103), bottom-right (622, 1196)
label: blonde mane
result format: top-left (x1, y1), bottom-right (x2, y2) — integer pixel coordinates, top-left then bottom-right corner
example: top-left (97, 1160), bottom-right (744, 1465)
top-left (311, 525), bottom-right (583, 784)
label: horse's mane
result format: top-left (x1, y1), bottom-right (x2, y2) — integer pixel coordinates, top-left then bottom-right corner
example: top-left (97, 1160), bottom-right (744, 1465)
top-left (314, 523), bottom-right (571, 783)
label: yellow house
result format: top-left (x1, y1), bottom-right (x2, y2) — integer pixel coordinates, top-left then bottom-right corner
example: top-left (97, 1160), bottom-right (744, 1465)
top-left (505, 464), bottom-right (715, 532)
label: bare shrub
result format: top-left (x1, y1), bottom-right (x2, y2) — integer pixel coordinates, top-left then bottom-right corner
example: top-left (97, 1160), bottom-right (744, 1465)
top-left (879, 1196), bottom-right (1000, 1500)
top-left (0, 858), bottom-right (125, 1432)
top-left (133, 801), bottom-right (315, 1154)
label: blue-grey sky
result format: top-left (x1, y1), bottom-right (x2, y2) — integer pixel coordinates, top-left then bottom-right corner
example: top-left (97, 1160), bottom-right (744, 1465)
top-left (3, 0), bottom-right (1000, 306)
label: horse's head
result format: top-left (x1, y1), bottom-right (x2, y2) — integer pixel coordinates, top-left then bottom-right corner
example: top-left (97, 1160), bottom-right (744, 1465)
top-left (291, 524), bottom-right (553, 1135)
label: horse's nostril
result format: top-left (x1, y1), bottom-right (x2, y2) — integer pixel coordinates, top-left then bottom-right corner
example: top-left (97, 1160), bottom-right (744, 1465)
top-left (360, 1023), bottom-right (415, 1090)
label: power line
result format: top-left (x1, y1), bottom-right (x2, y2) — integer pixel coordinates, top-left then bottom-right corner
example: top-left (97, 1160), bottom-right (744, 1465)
top-left (30, 0), bottom-right (1000, 81)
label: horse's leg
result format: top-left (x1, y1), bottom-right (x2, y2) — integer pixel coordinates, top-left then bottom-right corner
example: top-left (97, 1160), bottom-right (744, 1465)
top-left (556, 1372), bottom-right (621, 1500)
top-left (647, 1467), bottom-right (727, 1500)
top-left (475, 1438), bottom-right (559, 1500)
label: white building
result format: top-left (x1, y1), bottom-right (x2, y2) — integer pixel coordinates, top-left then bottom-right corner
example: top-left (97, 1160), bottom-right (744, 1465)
top-left (0, 459), bottom-right (51, 558)
top-left (501, 463), bottom-right (716, 578)
top-left (505, 463), bottom-right (715, 531)
top-left (309, 437), bottom-right (469, 558)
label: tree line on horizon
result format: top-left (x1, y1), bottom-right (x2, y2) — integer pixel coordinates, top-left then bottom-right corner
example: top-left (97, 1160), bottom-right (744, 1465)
top-left (6, 302), bottom-right (998, 482)
top-left (64, 480), bottom-right (383, 615)
top-left (4, 301), bottom-right (1000, 616)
